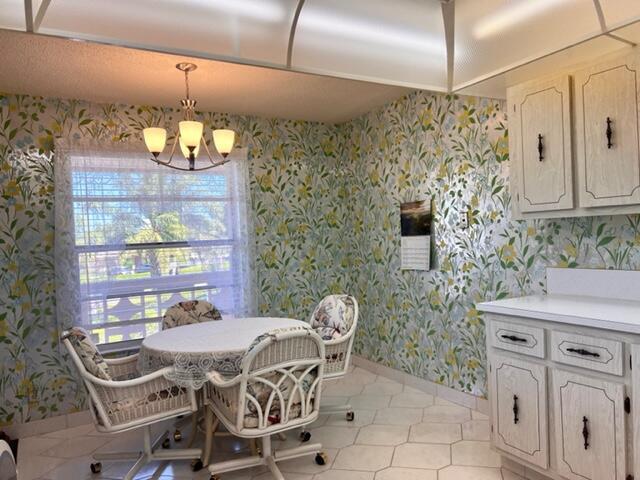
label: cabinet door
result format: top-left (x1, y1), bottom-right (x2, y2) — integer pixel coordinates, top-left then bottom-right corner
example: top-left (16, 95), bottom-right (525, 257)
top-left (490, 353), bottom-right (548, 469)
top-left (575, 51), bottom-right (640, 207)
top-left (553, 370), bottom-right (626, 480)
top-left (508, 75), bottom-right (573, 213)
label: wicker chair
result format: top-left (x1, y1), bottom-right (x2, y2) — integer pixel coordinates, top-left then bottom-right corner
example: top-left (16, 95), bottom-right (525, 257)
top-left (62, 328), bottom-right (202, 480)
top-left (162, 300), bottom-right (222, 330)
top-left (307, 294), bottom-right (359, 426)
top-left (203, 326), bottom-right (328, 479)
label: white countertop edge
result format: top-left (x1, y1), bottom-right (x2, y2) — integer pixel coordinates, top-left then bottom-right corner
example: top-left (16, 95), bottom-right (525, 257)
top-left (477, 301), bottom-right (640, 335)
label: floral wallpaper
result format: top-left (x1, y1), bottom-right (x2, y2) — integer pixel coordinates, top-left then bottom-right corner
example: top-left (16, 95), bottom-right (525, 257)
top-left (3, 87), bottom-right (640, 427)
top-left (345, 91), bottom-right (640, 396)
top-left (0, 94), bottom-right (349, 426)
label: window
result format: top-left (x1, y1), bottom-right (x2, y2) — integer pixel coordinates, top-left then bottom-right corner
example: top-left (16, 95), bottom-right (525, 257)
top-left (55, 145), bottom-right (253, 345)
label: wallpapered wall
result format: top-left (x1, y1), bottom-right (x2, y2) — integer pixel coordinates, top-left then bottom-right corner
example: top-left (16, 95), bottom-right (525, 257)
top-left (345, 91), bottom-right (640, 396)
top-left (2, 89), bottom-right (640, 427)
top-left (0, 94), bottom-right (349, 426)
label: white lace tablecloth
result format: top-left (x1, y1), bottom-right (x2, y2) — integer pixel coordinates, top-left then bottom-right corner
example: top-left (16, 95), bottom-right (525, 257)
top-left (138, 317), bottom-right (307, 389)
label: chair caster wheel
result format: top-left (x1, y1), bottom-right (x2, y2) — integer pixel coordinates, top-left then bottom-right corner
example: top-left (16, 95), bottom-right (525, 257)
top-left (90, 462), bottom-right (102, 474)
top-left (346, 411), bottom-right (355, 421)
top-left (210, 475), bottom-right (220, 480)
top-left (300, 431), bottom-right (311, 442)
top-left (173, 429), bottom-right (182, 442)
top-left (315, 452), bottom-right (328, 465)
top-left (162, 438), bottom-right (171, 449)
top-left (191, 459), bottom-right (203, 471)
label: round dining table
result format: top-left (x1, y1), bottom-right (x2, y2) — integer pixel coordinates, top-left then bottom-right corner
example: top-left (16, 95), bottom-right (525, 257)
top-left (138, 317), bottom-right (308, 388)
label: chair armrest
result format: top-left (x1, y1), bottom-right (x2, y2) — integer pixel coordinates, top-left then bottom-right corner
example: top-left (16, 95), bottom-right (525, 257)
top-left (84, 366), bottom-right (175, 388)
top-left (104, 353), bottom-right (139, 365)
top-left (206, 370), bottom-right (240, 388)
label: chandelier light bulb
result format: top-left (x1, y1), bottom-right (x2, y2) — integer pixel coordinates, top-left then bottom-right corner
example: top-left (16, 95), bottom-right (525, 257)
top-left (213, 129), bottom-right (236, 158)
top-left (179, 121), bottom-right (204, 151)
top-left (179, 136), bottom-right (200, 159)
top-left (143, 128), bottom-right (167, 156)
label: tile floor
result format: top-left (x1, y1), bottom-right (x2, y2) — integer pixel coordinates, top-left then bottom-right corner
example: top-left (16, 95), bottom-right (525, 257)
top-left (17, 367), bottom-right (528, 480)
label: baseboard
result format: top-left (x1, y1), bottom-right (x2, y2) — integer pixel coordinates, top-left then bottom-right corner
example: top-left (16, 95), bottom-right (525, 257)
top-left (352, 355), bottom-right (490, 415)
top-left (1, 410), bottom-right (92, 439)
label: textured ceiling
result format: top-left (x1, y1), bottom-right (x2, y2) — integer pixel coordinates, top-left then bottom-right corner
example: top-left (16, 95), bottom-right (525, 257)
top-left (0, 30), bottom-right (410, 124)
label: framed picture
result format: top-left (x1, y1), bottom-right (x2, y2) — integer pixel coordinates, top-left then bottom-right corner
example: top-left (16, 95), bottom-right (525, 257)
top-left (400, 199), bottom-right (432, 271)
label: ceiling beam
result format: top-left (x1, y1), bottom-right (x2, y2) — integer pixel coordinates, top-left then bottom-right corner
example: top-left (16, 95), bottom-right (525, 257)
top-left (592, 0), bottom-right (636, 46)
top-left (441, 0), bottom-right (455, 92)
top-left (24, 0), bottom-right (34, 32)
top-left (287, 0), bottom-right (306, 68)
top-left (33, 0), bottom-right (52, 33)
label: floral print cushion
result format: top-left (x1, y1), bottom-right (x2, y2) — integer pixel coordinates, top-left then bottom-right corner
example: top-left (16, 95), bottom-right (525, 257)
top-left (162, 300), bottom-right (222, 330)
top-left (309, 294), bottom-right (356, 341)
top-left (64, 327), bottom-right (111, 381)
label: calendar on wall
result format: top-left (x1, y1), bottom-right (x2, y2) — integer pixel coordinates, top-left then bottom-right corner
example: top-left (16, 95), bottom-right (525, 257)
top-left (400, 199), bottom-right (432, 271)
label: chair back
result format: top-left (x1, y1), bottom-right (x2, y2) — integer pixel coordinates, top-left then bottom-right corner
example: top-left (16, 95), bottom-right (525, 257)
top-left (162, 300), bottom-right (222, 330)
top-left (309, 295), bottom-right (359, 379)
top-left (208, 326), bottom-right (325, 436)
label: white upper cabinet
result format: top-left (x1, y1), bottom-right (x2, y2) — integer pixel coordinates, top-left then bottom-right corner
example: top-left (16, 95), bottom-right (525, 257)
top-left (508, 75), bottom-right (573, 213)
top-left (574, 51), bottom-right (640, 208)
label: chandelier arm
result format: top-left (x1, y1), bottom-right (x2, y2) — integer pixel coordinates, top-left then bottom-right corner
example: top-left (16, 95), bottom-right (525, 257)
top-left (200, 136), bottom-right (222, 165)
top-left (150, 156), bottom-right (231, 172)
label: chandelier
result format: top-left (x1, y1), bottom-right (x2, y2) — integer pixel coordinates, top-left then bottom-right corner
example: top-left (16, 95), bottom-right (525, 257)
top-left (143, 62), bottom-right (236, 171)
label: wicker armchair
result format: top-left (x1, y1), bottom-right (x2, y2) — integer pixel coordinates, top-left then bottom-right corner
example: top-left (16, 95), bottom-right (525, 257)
top-left (308, 294), bottom-right (359, 425)
top-left (203, 326), bottom-right (328, 479)
top-left (62, 328), bottom-right (202, 480)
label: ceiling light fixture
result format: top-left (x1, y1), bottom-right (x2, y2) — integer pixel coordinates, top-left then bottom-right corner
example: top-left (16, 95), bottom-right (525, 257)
top-left (143, 62), bottom-right (236, 171)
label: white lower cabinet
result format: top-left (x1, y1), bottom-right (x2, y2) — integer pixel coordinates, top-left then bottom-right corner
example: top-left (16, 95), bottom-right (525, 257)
top-left (552, 370), bottom-right (626, 480)
top-left (486, 314), bottom-right (634, 480)
top-left (490, 354), bottom-right (548, 469)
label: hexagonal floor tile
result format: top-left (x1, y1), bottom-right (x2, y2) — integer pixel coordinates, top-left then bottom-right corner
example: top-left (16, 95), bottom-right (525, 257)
top-left (356, 425), bottom-right (409, 446)
top-left (361, 381), bottom-right (404, 396)
top-left (392, 443), bottom-right (451, 469)
top-left (451, 441), bottom-right (501, 468)
top-left (422, 404), bottom-right (470, 423)
top-left (439, 465), bottom-right (503, 480)
top-left (461, 419), bottom-right (490, 441)
top-left (349, 394), bottom-right (392, 410)
top-left (375, 467), bottom-right (437, 480)
top-left (314, 469), bottom-right (374, 480)
top-left (389, 392), bottom-right (434, 408)
top-left (324, 381), bottom-right (365, 397)
top-left (332, 445), bottom-right (395, 472)
top-left (409, 422), bottom-right (461, 444)
top-left (305, 426), bottom-right (358, 449)
top-left (373, 407), bottom-right (423, 425)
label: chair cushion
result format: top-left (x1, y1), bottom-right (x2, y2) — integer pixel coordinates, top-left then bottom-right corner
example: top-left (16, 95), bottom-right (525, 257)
top-left (162, 300), bottom-right (222, 330)
top-left (309, 295), bottom-right (356, 341)
top-left (65, 327), bottom-right (111, 381)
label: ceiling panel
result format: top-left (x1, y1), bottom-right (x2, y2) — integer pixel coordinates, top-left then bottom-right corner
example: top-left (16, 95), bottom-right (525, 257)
top-left (292, 0), bottom-right (447, 90)
top-left (0, 0), bottom-right (25, 30)
top-left (599, 0), bottom-right (640, 29)
top-left (37, 0), bottom-right (298, 66)
top-left (453, 0), bottom-right (602, 88)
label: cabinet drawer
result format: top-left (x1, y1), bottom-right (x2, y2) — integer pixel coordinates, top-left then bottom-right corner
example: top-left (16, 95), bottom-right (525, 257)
top-left (550, 330), bottom-right (623, 376)
top-left (489, 319), bottom-right (545, 358)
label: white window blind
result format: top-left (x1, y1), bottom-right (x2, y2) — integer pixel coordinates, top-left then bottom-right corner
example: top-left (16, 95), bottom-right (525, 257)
top-left (54, 144), bottom-right (254, 345)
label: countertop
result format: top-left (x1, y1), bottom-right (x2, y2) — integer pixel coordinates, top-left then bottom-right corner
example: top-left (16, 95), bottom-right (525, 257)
top-left (477, 294), bottom-right (640, 334)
